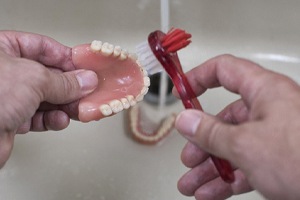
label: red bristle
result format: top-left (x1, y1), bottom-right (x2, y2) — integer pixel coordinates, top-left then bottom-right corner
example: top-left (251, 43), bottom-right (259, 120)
top-left (162, 32), bottom-right (190, 47)
top-left (162, 28), bottom-right (182, 41)
top-left (162, 28), bottom-right (192, 53)
top-left (166, 40), bottom-right (191, 53)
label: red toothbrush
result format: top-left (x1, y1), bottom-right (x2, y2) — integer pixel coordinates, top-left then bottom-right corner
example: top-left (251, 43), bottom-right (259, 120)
top-left (136, 28), bottom-right (235, 183)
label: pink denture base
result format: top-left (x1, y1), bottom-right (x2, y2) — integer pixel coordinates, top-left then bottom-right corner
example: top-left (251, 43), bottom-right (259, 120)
top-left (72, 44), bottom-right (146, 122)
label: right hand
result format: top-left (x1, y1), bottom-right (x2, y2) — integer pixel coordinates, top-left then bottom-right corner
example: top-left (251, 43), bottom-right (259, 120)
top-left (175, 55), bottom-right (300, 200)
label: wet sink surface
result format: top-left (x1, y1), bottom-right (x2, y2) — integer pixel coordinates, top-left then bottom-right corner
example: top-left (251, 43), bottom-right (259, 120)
top-left (1, 0), bottom-right (300, 199)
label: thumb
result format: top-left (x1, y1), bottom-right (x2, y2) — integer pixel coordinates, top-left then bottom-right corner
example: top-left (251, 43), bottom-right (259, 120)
top-left (44, 69), bottom-right (98, 104)
top-left (175, 109), bottom-right (240, 160)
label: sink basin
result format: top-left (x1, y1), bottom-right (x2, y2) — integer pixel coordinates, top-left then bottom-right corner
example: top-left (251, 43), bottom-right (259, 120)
top-left (1, 0), bottom-right (299, 199)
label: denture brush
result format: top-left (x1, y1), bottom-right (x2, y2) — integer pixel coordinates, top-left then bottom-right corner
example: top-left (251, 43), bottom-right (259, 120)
top-left (136, 28), bottom-right (235, 183)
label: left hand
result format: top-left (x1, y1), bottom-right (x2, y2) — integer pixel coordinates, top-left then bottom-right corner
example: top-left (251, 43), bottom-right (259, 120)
top-left (0, 31), bottom-right (98, 168)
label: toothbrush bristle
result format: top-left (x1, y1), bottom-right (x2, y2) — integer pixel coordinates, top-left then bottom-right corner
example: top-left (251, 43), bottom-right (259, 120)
top-left (161, 28), bottom-right (192, 53)
top-left (136, 41), bottom-right (163, 75)
top-left (135, 28), bottom-right (191, 75)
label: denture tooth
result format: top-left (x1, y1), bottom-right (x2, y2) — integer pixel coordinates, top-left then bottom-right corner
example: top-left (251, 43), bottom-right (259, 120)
top-left (100, 104), bottom-right (113, 116)
top-left (120, 98), bottom-right (130, 109)
top-left (101, 42), bottom-right (114, 56)
top-left (126, 95), bottom-right (137, 106)
top-left (91, 40), bottom-right (103, 51)
top-left (109, 100), bottom-right (124, 113)
top-left (129, 53), bottom-right (138, 60)
top-left (128, 104), bottom-right (176, 144)
top-left (143, 77), bottom-right (150, 87)
top-left (140, 67), bottom-right (148, 77)
top-left (119, 50), bottom-right (128, 60)
top-left (136, 59), bottom-right (142, 67)
top-left (141, 86), bottom-right (149, 95)
top-left (113, 46), bottom-right (122, 57)
top-left (135, 94), bottom-right (144, 102)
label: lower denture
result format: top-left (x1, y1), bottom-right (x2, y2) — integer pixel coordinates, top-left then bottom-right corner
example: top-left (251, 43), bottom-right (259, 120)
top-left (72, 40), bottom-right (150, 122)
top-left (128, 105), bottom-right (176, 145)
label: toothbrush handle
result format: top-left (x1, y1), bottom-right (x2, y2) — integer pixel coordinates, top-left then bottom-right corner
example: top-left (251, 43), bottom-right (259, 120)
top-left (175, 73), bottom-right (235, 183)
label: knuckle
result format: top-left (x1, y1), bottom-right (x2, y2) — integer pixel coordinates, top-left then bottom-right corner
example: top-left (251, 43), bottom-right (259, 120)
top-left (216, 54), bottom-right (235, 64)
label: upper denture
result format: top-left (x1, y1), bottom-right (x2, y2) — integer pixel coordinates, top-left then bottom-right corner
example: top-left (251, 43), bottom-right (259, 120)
top-left (72, 40), bottom-right (150, 122)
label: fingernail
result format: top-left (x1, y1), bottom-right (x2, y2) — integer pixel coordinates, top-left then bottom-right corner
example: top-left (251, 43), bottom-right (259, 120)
top-left (76, 70), bottom-right (98, 93)
top-left (175, 110), bottom-right (202, 138)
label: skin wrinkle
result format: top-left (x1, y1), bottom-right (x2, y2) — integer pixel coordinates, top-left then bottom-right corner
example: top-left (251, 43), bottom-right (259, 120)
top-left (0, 36), bottom-right (16, 57)
top-left (222, 100), bottom-right (249, 125)
top-left (16, 34), bottom-right (27, 58)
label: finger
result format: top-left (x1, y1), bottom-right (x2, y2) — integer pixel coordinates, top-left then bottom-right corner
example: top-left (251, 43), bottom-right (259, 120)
top-left (194, 170), bottom-right (252, 200)
top-left (17, 110), bottom-right (70, 133)
top-left (0, 132), bottom-right (15, 169)
top-left (38, 101), bottom-right (79, 120)
top-left (178, 157), bottom-right (219, 196)
top-left (175, 109), bottom-right (250, 164)
top-left (44, 69), bottom-right (98, 104)
top-left (180, 100), bottom-right (248, 168)
top-left (181, 54), bottom-right (272, 106)
top-left (59, 100), bottom-right (80, 120)
top-left (0, 31), bottom-right (75, 71)
top-left (216, 99), bottom-right (249, 125)
top-left (33, 110), bottom-right (70, 131)
top-left (181, 141), bottom-right (209, 168)
top-left (38, 102), bottom-right (59, 111)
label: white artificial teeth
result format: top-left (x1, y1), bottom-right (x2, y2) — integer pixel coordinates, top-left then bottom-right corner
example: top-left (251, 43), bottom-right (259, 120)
top-left (135, 88), bottom-right (148, 102)
top-left (101, 42), bottom-right (114, 56)
top-left (91, 40), bottom-right (103, 51)
top-left (129, 53), bottom-right (137, 60)
top-left (100, 104), bottom-right (113, 116)
top-left (126, 95), bottom-right (136, 106)
top-left (136, 59), bottom-right (142, 67)
top-left (109, 100), bottom-right (123, 113)
top-left (128, 104), bottom-right (177, 144)
top-left (120, 98), bottom-right (130, 109)
top-left (119, 50), bottom-right (128, 60)
top-left (139, 66), bottom-right (148, 77)
top-left (142, 86), bottom-right (149, 95)
top-left (113, 46), bottom-right (122, 57)
top-left (143, 77), bottom-right (150, 87)
top-left (135, 94), bottom-right (144, 102)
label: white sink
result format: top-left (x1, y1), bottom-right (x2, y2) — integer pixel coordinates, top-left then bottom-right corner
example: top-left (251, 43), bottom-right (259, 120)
top-left (1, 0), bottom-right (300, 199)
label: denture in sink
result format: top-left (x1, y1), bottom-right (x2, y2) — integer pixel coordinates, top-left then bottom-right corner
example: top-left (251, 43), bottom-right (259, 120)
top-left (128, 104), bottom-right (177, 144)
top-left (72, 41), bottom-right (150, 122)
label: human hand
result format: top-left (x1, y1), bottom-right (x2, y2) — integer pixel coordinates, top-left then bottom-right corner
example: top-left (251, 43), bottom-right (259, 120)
top-left (0, 31), bottom-right (98, 168)
top-left (174, 55), bottom-right (300, 200)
